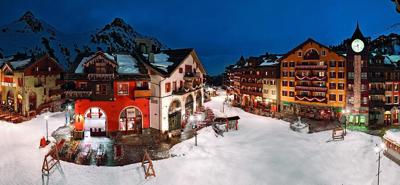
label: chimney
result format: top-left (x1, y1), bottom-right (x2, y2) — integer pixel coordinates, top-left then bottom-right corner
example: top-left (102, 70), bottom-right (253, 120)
top-left (149, 53), bottom-right (155, 63)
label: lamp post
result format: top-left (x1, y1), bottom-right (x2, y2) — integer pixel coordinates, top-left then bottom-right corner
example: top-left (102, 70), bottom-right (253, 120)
top-left (188, 115), bottom-right (197, 146)
top-left (66, 105), bottom-right (72, 126)
top-left (374, 143), bottom-right (386, 185)
top-left (44, 115), bottom-right (49, 143)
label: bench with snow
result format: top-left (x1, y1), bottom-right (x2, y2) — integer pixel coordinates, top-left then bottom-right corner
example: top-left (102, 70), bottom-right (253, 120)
top-left (332, 127), bottom-right (345, 140)
top-left (214, 116), bottom-right (240, 132)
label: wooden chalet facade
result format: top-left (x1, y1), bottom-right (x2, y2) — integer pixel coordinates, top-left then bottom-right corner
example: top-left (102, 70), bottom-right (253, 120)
top-left (65, 51), bottom-right (151, 136)
top-left (0, 55), bottom-right (64, 118)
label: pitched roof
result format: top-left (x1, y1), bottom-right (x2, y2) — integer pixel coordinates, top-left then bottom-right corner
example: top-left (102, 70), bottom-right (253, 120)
top-left (140, 48), bottom-right (206, 77)
top-left (278, 38), bottom-right (345, 62)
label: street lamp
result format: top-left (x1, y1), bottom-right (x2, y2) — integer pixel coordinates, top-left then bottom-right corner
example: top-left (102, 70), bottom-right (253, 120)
top-left (342, 109), bottom-right (350, 135)
top-left (44, 115), bottom-right (49, 143)
top-left (374, 143), bottom-right (387, 185)
top-left (188, 115), bottom-right (198, 146)
top-left (66, 104), bottom-right (72, 126)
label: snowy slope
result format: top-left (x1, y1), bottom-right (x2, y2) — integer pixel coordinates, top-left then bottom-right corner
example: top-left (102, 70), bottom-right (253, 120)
top-left (0, 11), bottom-right (164, 69)
top-left (0, 91), bottom-right (400, 185)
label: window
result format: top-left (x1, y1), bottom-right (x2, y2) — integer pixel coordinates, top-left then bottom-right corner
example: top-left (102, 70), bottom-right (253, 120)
top-left (329, 83), bottom-right (336, 89)
top-left (329, 94), bottom-right (336, 101)
top-left (386, 96), bottom-right (392, 103)
top-left (339, 94), bottom-right (343, 101)
top-left (361, 72), bottom-right (367, 79)
top-left (256, 71), bottom-right (260, 75)
top-left (48, 67), bottom-right (52, 72)
top-left (282, 91), bottom-right (288, 96)
top-left (265, 71), bottom-right (268, 76)
top-left (95, 63), bottom-right (107, 73)
top-left (96, 84), bottom-right (107, 95)
top-left (329, 61), bottom-right (336, 67)
top-left (318, 72), bottom-right (325, 77)
top-left (338, 72), bottom-right (345, 79)
top-left (362, 97), bottom-right (368, 104)
top-left (329, 72), bottom-right (336, 78)
top-left (348, 84), bottom-right (353, 90)
top-left (338, 83), bottom-right (345, 90)
top-left (180, 81), bottom-right (183, 88)
top-left (282, 71), bottom-right (288, 77)
top-left (298, 51), bottom-right (302, 57)
top-left (173, 81), bottom-right (177, 91)
top-left (338, 61), bottom-right (344, 67)
top-left (282, 62), bottom-right (288, 67)
top-left (282, 81), bottom-right (288, 86)
top-left (36, 67), bottom-right (39, 72)
top-left (79, 82), bottom-right (87, 89)
top-left (348, 72), bottom-right (354, 79)
top-left (395, 96), bottom-right (399, 104)
top-left (322, 50), bottom-right (326, 56)
top-left (289, 62), bottom-right (295, 67)
top-left (117, 83), bottom-right (129, 95)
top-left (179, 68), bottom-right (183, 73)
top-left (263, 89), bottom-right (268, 94)
top-left (165, 82), bottom-right (171, 93)
top-left (395, 84), bottom-right (399, 91)
top-left (185, 65), bottom-right (192, 73)
top-left (289, 71), bottom-right (295, 77)
top-left (271, 90), bottom-right (275, 95)
top-left (289, 91), bottom-right (295, 97)
top-left (270, 80), bottom-right (276, 85)
top-left (289, 81), bottom-right (295, 87)
top-left (361, 84), bottom-right (367, 91)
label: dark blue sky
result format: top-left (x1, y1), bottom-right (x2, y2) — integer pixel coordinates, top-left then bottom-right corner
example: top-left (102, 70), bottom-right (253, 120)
top-left (0, 0), bottom-right (399, 75)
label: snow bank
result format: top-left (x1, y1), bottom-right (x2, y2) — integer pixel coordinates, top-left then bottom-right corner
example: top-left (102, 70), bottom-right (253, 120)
top-left (384, 129), bottom-right (400, 144)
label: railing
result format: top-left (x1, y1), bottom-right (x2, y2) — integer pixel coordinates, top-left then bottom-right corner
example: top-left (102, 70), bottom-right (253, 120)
top-left (295, 85), bottom-right (327, 92)
top-left (295, 65), bottom-right (327, 70)
top-left (240, 90), bottom-right (262, 96)
top-left (49, 89), bottom-right (63, 97)
top-left (65, 89), bottom-right (92, 99)
top-left (370, 100), bottom-right (385, 107)
top-left (295, 95), bottom-right (327, 103)
top-left (240, 82), bottom-right (263, 88)
top-left (369, 89), bottom-right (385, 95)
top-left (183, 72), bottom-right (200, 80)
top-left (295, 75), bottom-right (327, 81)
top-left (87, 73), bottom-right (115, 81)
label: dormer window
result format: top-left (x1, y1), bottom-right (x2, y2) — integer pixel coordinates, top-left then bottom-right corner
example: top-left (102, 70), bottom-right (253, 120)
top-left (298, 51), bottom-right (302, 57)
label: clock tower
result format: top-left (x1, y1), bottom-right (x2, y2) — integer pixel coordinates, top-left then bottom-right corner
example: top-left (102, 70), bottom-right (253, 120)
top-left (346, 23), bottom-right (369, 125)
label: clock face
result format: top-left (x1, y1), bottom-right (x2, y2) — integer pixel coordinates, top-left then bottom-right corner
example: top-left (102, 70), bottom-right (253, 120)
top-left (351, 39), bottom-right (364, 53)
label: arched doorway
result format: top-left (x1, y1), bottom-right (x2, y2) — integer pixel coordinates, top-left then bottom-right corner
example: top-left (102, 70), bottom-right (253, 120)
top-left (6, 90), bottom-right (14, 111)
top-left (392, 107), bottom-right (399, 125)
top-left (84, 107), bottom-right (106, 135)
top-left (29, 92), bottom-right (37, 111)
top-left (119, 106), bottom-right (143, 133)
top-left (196, 90), bottom-right (202, 110)
top-left (16, 94), bottom-right (22, 114)
top-left (185, 94), bottom-right (194, 115)
top-left (169, 100), bottom-right (182, 131)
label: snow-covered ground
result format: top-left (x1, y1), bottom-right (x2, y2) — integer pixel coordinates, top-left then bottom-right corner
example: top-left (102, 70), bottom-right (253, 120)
top-left (1, 91), bottom-right (400, 185)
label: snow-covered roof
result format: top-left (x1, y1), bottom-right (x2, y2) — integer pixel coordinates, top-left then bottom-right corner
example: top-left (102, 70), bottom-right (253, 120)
top-left (385, 55), bottom-right (400, 64)
top-left (260, 60), bottom-right (279, 66)
top-left (143, 53), bottom-right (175, 72)
top-left (115, 54), bottom-right (139, 74)
top-left (9, 59), bottom-right (31, 69)
top-left (384, 129), bottom-right (400, 144)
top-left (75, 53), bottom-right (141, 74)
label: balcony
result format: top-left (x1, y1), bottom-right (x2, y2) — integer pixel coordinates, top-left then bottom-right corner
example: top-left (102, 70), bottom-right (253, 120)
top-left (183, 72), bottom-right (200, 81)
top-left (295, 95), bottom-right (327, 103)
top-left (369, 89), bottom-right (385, 95)
top-left (65, 89), bottom-right (92, 99)
top-left (134, 89), bottom-right (151, 98)
top-left (240, 90), bottom-right (262, 97)
top-left (295, 65), bottom-right (327, 70)
top-left (295, 75), bottom-right (327, 81)
top-left (240, 82), bottom-right (263, 88)
top-left (295, 85), bottom-right (327, 92)
top-left (88, 73), bottom-right (116, 81)
top-left (49, 89), bottom-right (63, 97)
top-left (369, 100), bottom-right (385, 107)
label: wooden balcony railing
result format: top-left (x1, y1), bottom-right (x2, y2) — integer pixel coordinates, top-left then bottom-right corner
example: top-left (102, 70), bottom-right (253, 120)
top-left (295, 65), bottom-right (327, 70)
top-left (88, 73), bottom-right (116, 81)
top-left (295, 85), bottom-right (327, 92)
top-left (65, 90), bottom-right (92, 99)
top-left (295, 95), bottom-right (327, 103)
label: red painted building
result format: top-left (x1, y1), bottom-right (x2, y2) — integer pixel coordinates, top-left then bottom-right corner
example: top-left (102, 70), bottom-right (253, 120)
top-left (65, 51), bottom-right (151, 136)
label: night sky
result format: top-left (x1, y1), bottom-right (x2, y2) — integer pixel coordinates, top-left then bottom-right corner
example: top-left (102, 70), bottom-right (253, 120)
top-left (0, 0), bottom-right (399, 75)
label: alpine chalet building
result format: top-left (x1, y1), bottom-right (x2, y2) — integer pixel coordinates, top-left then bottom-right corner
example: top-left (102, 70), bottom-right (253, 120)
top-left (65, 51), bottom-right (151, 136)
top-left (280, 39), bottom-right (346, 120)
top-left (142, 48), bottom-right (207, 133)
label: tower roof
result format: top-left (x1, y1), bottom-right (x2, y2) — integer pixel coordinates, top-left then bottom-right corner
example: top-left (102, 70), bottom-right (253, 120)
top-left (351, 22), bottom-right (365, 40)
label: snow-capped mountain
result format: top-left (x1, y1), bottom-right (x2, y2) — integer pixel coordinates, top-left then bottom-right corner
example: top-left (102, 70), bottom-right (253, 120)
top-left (0, 11), bottom-right (164, 69)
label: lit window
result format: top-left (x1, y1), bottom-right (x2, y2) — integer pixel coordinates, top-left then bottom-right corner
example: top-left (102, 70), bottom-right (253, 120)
top-left (117, 83), bottom-right (129, 95)
top-left (48, 67), bottom-right (51, 72)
